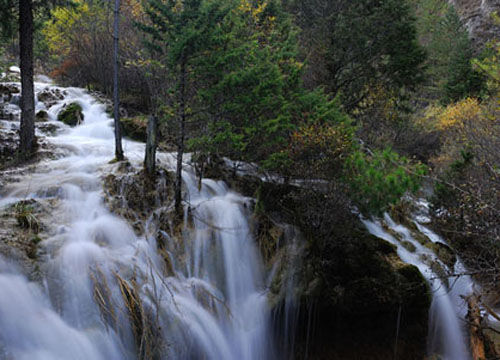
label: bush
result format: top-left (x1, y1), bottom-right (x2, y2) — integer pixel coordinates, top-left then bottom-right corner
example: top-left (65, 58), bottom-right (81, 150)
top-left (345, 149), bottom-right (426, 215)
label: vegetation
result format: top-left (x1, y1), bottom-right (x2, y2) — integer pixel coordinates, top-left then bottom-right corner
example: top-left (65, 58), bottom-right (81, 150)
top-left (0, 0), bottom-right (492, 223)
top-left (286, 0), bottom-right (426, 112)
top-left (57, 102), bottom-right (84, 126)
top-left (0, 0), bottom-right (499, 356)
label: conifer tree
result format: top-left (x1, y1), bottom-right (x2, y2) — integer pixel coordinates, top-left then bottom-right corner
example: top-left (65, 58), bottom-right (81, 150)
top-left (139, 0), bottom-right (230, 215)
top-left (439, 8), bottom-right (484, 104)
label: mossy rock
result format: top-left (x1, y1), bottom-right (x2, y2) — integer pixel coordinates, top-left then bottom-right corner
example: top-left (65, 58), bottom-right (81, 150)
top-left (35, 110), bottom-right (48, 122)
top-left (0, 83), bottom-right (20, 95)
top-left (121, 115), bottom-right (148, 142)
top-left (431, 241), bottom-right (457, 269)
top-left (57, 102), bottom-right (84, 126)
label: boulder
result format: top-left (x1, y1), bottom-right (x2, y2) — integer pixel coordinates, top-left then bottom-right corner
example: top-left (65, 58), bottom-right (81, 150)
top-left (0, 83), bottom-right (20, 96)
top-left (121, 115), bottom-right (148, 142)
top-left (57, 102), bottom-right (84, 126)
top-left (37, 88), bottom-right (65, 109)
top-left (249, 178), bottom-right (431, 359)
top-left (35, 110), bottom-right (49, 122)
top-left (8, 66), bottom-right (20, 74)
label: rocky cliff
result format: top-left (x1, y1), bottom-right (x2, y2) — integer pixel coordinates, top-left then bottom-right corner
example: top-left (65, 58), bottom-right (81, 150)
top-left (451, 0), bottom-right (500, 47)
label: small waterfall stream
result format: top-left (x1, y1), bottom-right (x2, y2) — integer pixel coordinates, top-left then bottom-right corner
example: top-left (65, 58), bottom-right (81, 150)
top-left (363, 211), bottom-right (474, 360)
top-left (0, 82), bottom-right (272, 359)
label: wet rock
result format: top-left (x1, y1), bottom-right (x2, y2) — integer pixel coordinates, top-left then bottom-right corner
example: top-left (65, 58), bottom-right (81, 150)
top-left (102, 167), bottom-right (174, 234)
top-left (105, 101), bottom-right (128, 118)
top-left (0, 103), bottom-right (20, 121)
top-left (249, 177), bottom-right (430, 359)
top-left (0, 127), bottom-right (18, 167)
top-left (432, 241), bottom-right (457, 269)
top-left (36, 122), bottom-right (60, 136)
top-left (35, 110), bottom-right (49, 122)
top-left (0, 198), bottom-right (58, 281)
top-left (0, 83), bottom-right (20, 96)
top-left (57, 102), bottom-right (84, 126)
top-left (8, 66), bottom-right (20, 74)
top-left (37, 87), bottom-right (65, 109)
top-left (121, 115), bottom-right (148, 142)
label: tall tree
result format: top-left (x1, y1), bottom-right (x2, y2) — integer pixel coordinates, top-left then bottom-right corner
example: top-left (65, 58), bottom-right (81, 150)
top-left (189, 0), bottom-right (306, 171)
top-left (139, 0), bottom-right (230, 215)
top-left (113, 0), bottom-right (124, 160)
top-left (2, 0), bottom-right (72, 158)
top-left (439, 7), bottom-right (484, 104)
top-left (19, 0), bottom-right (36, 157)
top-left (286, 0), bottom-right (426, 112)
top-left (0, 0), bottom-right (16, 40)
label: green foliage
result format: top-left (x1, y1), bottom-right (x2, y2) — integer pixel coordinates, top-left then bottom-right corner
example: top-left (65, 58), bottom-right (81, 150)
top-left (441, 9), bottom-right (485, 104)
top-left (138, 0), bottom-right (427, 216)
top-left (345, 149), bottom-right (426, 214)
top-left (413, 2), bottom-right (484, 103)
top-left (0, 0), bottom-right (16, 40)
top-left (285, 105), bottom-right (355, 178)
top-left (187, 0), bottom-right (304, 168)
top-left (288, 0), bottom-right (426, 112)
top-left (57, 102), bottom-right (83, 126)
top-left (473, 32), bottom-right (500, 96)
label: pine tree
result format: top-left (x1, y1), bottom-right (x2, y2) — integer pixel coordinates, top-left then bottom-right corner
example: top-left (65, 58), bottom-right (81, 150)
top-left (439, 8), bottom-right (484, 104)
top-left (138, 0), bottom-right (231, 215)
top-left (286, 0), bottom-right (426, 112)
top-left (190, 0), bottom-right (303, 168)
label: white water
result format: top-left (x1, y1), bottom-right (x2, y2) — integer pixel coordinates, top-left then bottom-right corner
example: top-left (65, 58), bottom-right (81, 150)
top-left (363, 212), bottom-right (474, 360)
top-left (0, 84), bottom-right (273, 359)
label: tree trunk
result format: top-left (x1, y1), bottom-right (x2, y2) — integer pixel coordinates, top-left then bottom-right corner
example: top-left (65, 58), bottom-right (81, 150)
top-left (18, 0), bottom-right (36, 158)
top-left (144, 115), bottom-right (158, 177)
top-left (113, 0), bottom-right (124, 161)
top-left (465, 295), bottom-right (486, 360)
top-left (174, 58), bottom-right (186, 216)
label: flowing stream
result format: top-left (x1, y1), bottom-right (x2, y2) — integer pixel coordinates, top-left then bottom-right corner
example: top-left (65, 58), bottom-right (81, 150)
top-left (363, 211), bottom-right (474, 360)
top-left (0, 82), bottom-right (272, 359)
top-left (0, 81), bottom-right (476, 359)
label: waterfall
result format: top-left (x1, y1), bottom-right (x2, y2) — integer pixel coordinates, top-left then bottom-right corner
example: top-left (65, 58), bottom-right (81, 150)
top-left (363, 211), bottom-right (474, 360)
top-left (0, 80), bottom-right (478, 359)
top-left (0, 82), bottom-right (273, 359)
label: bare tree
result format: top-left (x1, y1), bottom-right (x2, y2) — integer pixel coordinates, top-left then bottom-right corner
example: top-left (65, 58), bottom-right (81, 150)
top-left (18, 0), bottom-right (36, 158)
top-left (113, 0), bottom-right (124, 161)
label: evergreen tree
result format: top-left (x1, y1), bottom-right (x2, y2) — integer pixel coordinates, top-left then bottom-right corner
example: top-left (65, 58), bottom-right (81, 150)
top-left (189, 0), bottom-right (303, 169)
top-left (439, 8), bottom-right (484, 104)
top-left (138, 0), bottom-right (231, 215)
top-left (286, 0), bottom-right (426, 112)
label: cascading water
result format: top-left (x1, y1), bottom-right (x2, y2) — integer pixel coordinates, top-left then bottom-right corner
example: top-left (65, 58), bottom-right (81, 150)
top-left (0, 80), bottom-right (480, 360)
top-left (0, 82), bottom-right (273, 359)
top-left (363, 210), bottom-right (474, 360)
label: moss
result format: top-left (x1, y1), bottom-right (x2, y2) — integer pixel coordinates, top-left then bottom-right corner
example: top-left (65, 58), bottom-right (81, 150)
top-left (121, 115), bottom-right (148, 142)
top-left (397, 264), bottom-right (432, 307)
top-left (401, 240), bottom-right (417, 252)
top-left (31, 235), bottom-right (42, 245)
top-left (57, 102), bottom-right (84, 126)
top-left (429, 241), bottom-right (457, 269)
top-left (35, 110), bottom-right (48, 122)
